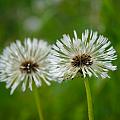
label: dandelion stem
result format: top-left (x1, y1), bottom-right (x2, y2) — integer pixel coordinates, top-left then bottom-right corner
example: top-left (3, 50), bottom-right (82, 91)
top-left (84, 79), bottom-right (94, 120)
top-left (34, 88), bottom-right (44, 120)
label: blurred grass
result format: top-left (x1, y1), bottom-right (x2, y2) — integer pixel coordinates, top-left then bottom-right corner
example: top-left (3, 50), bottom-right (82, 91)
top-left (0, 0), bottom-right (120, 120)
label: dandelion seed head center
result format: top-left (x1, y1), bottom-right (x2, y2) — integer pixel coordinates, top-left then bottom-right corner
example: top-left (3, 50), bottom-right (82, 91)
top-left (71, 54), bottom-right (93, 67)
top-left (20, 60), bottom-right (39, 73)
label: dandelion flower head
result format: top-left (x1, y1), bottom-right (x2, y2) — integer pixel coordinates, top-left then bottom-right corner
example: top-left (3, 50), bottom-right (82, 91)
top-left (0, 38), bottom-right (51, 94)
top-left (49, 30), bottom-right (117, 82)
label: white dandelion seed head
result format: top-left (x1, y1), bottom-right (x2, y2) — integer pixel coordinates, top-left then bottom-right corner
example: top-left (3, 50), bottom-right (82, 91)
top-left (0, 38), bottom-right (52, 94)
top-left (49, 30), bottom-right (117, 82)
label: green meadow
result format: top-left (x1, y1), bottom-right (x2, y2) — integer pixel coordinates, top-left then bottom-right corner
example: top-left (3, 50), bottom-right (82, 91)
top-left (0, 0), bottom-right (119, 120)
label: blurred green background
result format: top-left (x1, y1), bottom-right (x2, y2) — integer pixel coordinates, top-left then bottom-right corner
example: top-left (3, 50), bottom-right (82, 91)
top-left (0, 0), bottom-right (120, 120)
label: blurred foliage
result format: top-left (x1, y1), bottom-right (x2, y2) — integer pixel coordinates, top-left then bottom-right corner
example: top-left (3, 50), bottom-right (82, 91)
top-left (0, 0), bottom-right (120, 120)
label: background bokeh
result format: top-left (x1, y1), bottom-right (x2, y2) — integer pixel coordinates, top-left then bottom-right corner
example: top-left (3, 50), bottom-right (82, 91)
top-left (0, 0), bottom-right (120, 120)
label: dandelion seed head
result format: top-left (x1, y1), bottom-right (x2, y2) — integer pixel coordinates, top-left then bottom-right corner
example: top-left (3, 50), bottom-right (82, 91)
top-left (0, 38), bottom-right (51, 94)
top-left (49, 30), bottom-right (117, 82)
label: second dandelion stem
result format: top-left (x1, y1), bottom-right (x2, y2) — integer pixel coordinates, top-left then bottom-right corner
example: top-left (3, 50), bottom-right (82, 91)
top-left (84, 79), bottom-right (94, 120)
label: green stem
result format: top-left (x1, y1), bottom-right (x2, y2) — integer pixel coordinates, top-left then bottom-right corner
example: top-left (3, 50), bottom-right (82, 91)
top-left (84, 79), bottom-right (94, 120)
top-left (34, 88), bottom-right (44, 120)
